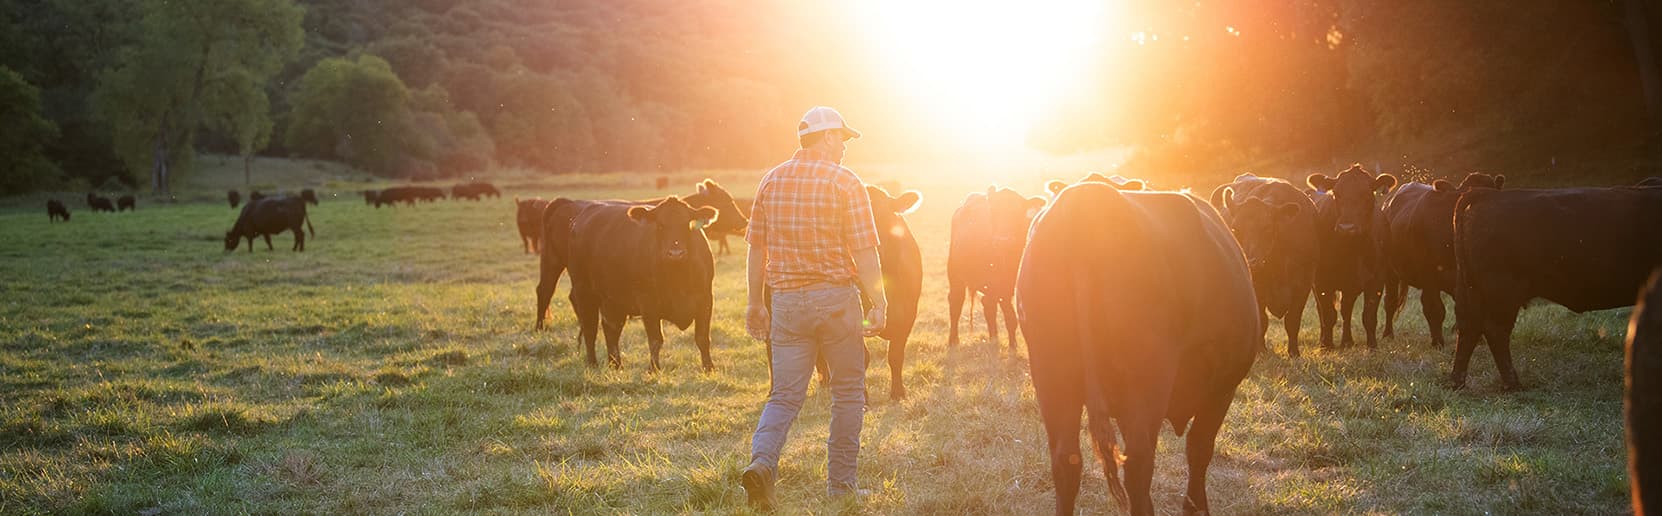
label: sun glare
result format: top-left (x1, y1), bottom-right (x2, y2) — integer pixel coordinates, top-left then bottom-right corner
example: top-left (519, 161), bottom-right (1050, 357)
top-left (853, 1), bottom-right (1109, 151)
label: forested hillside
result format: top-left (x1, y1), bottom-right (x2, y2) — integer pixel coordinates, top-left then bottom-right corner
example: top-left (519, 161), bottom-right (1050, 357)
top-left (1, 0), bottom-right (1658, 193)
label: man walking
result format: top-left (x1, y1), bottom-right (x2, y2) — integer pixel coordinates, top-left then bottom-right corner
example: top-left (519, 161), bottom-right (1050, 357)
top-left (741, 106), bottom-right (888, 510)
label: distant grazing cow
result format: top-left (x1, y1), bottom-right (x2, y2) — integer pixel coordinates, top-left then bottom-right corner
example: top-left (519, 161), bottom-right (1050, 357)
top-left (534, 180), bottom-right (750, 331)
top-left (947, 186), bottom-right (1047, 350)
top-left (224, 196), bottom-right (314, 252)
top-left (116, 195), bottom-right (135, 212)
top-left (1449, 186), bottom-right (1662, 389)
top-left (809, 186), bottom-right (924, 400)
top-left (515, 196), bottom-right (551, 254)
top-left (565, 196), bottom-right (718, 370)
top-left (228, 190), bottom-right (242, 209)
top-left (1213, 175), bottom-right (1319, 357)
top-left (374, 186), bottom-right (434, 207)
top-left (416, 186), bottom-right (445, 202)
top-left (361, 190), bottom-right (378, 206)
top-left (452, 182), bottom-right (500, 201)
top-left (86, 193), bottom-right (114, 213)
top-left (46, 200), bottom-right (69, 222)
top-left (300, 188), bottom-right (319, 206)
top-left (1306, 164), bottom-right (1395, 350)
top-left (1018, 182), bottom-right (1259, 516)
top-left (1630, 269), bottom-right (1662, 514)
top-left (1375, 172), bottom-right (1504, 348)
top-left (249, 191), bottom-right (266, 203)
top-left (655, 176), bottom-right (670, 190)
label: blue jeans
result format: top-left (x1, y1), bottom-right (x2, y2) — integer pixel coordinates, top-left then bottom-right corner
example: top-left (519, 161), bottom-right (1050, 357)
top-left (749, 285), bottom-right (866, 494)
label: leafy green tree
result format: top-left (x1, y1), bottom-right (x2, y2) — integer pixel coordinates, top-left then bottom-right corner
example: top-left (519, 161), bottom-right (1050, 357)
top-left (91, 0), bottom-right (303, 193)
top-left (285, 54), bottom-right (421, 175)
top-left (0, 66), bottom-right (61, 194)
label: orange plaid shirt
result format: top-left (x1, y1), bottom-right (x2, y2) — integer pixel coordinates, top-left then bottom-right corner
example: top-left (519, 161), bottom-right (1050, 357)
top-left (746, 149), bottom-right (880, 291)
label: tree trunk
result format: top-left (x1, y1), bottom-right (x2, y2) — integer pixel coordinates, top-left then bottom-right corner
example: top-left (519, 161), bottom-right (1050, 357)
top-left (1626, 0), bottom-right (1662, 146)
top-left (151, 131), bottom-right (169, 194)
top-left (244, 152), bottom-right (252, 185)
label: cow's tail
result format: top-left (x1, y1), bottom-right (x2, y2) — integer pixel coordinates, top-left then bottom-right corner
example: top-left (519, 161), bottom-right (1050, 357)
top-left (305, 212), bottom-right (315, 238)
top-left (1068, 212), bottom-right (1129, 511)
top-left (534, 198), bottom-right (573, 330)
top-left (1451, 192), bottom-right (1482, 338)
top-left (1208, 182), bottom-right (1233, 213)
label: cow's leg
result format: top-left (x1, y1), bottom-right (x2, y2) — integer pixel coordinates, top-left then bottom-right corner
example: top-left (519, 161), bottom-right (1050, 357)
top-left (245, 236), bottom-right (254, 253)
top-left (1121, 414), bottom-right (1161, 516)
top-left (1037, 382), bottom-right (1085, 516)
top-left (1485, 305), bottom-right (1523, 390)
top-left (601, 311), bottom-right (625, 368)
top-left (947, 281), bottom-right (966, 347)
top-left (694, 298), bottom-right (714, 371)
top-left (1362, 288), bottom-right (1381, 349)
top-left (535, 254), bottom-right (565, 330)
top-left (1000, 299), bottom-right (1019, 352)
top-left (982, 294), bottom-right (1001, 348)
top-left (573, 293), bottom-right (600, 367)
top-left (643, 316), bottom-right (665, 372)
top-left (1447, 295), bottom-right (1483, 389)
top-left (1422, 288), bottom-right (1447, 348)
top-left (1316, 290), bottom-right (1337, 349)
top-left (888, 331), bottom-right (909, 400)
top-left (293, 227), bottom-right (304, 252)
top-left (263, 234), bottom-right (274, 251)
top-left (1381, 278), bottom-right (1403, 338)
top-left (1285, 285), bottom-right (1311, 358)
top-left (1182, 392), bottom-right (1234, 515)
top-left (1339, 290), bottom-right (1360, 348)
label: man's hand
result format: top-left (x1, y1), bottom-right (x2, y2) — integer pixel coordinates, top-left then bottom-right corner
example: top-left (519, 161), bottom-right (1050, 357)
top-left (747, 302), bottom-right (771, 341)
top-left (862, 304), bottom-right (886, 337)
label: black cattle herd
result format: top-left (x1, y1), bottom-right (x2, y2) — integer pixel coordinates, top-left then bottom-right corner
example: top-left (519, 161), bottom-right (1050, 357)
top-left (33, 169), bottom-right (1662, 513)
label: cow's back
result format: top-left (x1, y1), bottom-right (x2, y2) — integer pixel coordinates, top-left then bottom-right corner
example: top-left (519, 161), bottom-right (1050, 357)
top-left (1456, 187), bottom-right (1662, 312)
top-left (1382, 182), bottom-right (1459, 289)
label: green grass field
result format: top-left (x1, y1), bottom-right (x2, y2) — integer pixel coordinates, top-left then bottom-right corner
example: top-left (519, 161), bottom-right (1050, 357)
top-left (0, 165), bottom-right (1636, 514)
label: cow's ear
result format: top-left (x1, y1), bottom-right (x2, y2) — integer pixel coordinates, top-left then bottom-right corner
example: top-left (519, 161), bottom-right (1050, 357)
top-left (987, 185), bottom-right (997, 196)
top-left (694, 206), bottom-right (719, 225)
top-left (1374, 173), bottom-right (1398, 192)
top-left (1307, 174), bottom-right (1334, 192)
top-left (1047, 180), bottom-right (1067, 195)
top-left (628, 205), bottom-right (654, 222)
top-left (1116, 180), bottom-right (1145, 191)
top-left (1085, 172), bottom-right (1110, 183)
top-left (894, 191), bottom-right (921, 213)
top-left (1433, 180), bottom-right (1453, 193)
top-left (1493, 175), bottom-right (1505, 189)
top-left (1277, 202), bottom-right (1301, 222)
top-left (697, 182), bottom-right (709, 195)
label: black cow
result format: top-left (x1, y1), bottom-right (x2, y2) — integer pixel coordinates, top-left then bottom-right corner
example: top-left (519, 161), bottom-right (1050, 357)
top-left (1306, 164), bottom-right (1395, 350)
top-left (708, 196), bottom-right (755, 255)
top-left (300, 188), bottom-right (319, 206)
top-left (515, 196), bottom-right (551, 254)
top-left (947, 186), bottom-right (1047, 350)
top-left (1630, 269), bottom-right (1662, 514)
top-left (1018, 182), bottom-right (1259, 516)
top-left (86, 193), bottom-right (114, 213)
top-left (116, 195), bottom-right (135, 212)
top-left (691, 181), bottom-right (749, 256)
top-left (228, 190), bottom-right (242, 209)
top-left (807, 186), bottom-right (925, 400)
top-left (415, 186), bottom-right (445, 202)
top-left (534, 180), bottom-right (750, 331)
top-left (453, 182), bottom-right (501, 201)
top-left (1375, 172), bottom-right (1504, 348)
top-left (1449, 186), bottom-right (1662, 389)
top-left (1214, 176), bottom-right (1320, 357)
top-left (224, 196), bottom-right (314, 252)
top-left (565, 197), bottom-right (718, 370)
top-left (47, 200), bottom-right (69, 222)
top-left (361, 190), bottom-right (378, 206)
top-left (373, 187), bottom-right (419, 207)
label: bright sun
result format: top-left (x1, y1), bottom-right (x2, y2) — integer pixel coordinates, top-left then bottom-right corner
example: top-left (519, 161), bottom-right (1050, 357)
top-left (853, 1), bottom-right (1109, 151)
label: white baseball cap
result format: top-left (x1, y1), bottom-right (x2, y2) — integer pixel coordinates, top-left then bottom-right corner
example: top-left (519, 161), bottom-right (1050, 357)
top-left (797, 106), bottom-right (861, 139)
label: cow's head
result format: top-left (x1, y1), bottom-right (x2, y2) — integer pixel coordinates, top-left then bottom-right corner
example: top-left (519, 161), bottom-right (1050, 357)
top-left (628, 196), bottom-right (718, 262)
top-left (224, 231), bottom-right (241, 252)
top-left (986, 186), bottom-right (1047, 250)
top-left (1456, 172), bottom-right (1505, 191)
top-left (685, 179), bottom-right (749, 237)
top-left (1306, 164), bottom-right (1394, 237)
top-left (866, 185), bottom-right (921, 244)
top-left (1222, 188), bottom-right (1301, 272)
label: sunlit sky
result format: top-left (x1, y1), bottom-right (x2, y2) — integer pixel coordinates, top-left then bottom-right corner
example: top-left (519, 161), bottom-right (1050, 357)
top-left (850, 1), bottom-right (1112, 152)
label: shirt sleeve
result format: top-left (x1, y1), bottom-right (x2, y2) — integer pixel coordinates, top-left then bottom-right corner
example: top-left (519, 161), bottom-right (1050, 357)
top-left (745, 181), bottom-right (768, 246)
top-left (840, 172), bottom-right (880, 251)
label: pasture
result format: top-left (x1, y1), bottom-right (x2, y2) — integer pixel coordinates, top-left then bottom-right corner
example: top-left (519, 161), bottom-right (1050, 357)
top-left (0, 170), bottom-right (1635, 514)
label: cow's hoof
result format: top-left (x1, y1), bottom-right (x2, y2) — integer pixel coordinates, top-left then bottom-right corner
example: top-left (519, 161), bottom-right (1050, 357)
top-left (1287, 349), bottom-right (1300, 359)
top-left (1442, 376), bottom-right (1468, 390)
top-left (890, 387), bottom-right (906, 401)
top-left (1500, 379), bottom-right (1524, 392)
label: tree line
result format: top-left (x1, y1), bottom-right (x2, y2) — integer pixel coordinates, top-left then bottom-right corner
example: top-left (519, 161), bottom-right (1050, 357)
top-left (0, 0), bottom-right (1658, 195)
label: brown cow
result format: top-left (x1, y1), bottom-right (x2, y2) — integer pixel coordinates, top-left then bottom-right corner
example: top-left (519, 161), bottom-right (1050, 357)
top-left (808, 186), bottom-right (925, 400)
top-left (1629, 269), bottom-right (1662, 514)
top-left (1376, 172), bottom-right (1504, 348)
top-left (1018, 182), bottom-right (1259, 516)
top-left (1449, 186), bottom-right (1662, 389)
top-left (1306, 164), bottom-right (1396, 350)
top-left (690, 181), bottom-right (749, 256)
top-left (515, 196), bottom-right (551, 254)
top-left (708, 196), bottom-right (755, 254)
top-left (1215, 176), bottom-right (1319, 357)
top-left (947, 186), bottom-right (1047, 350)
top-left (565, 197), bottom-right (718, 370)
top-left (534, 180), bottom-right (749, 330)
top-left (224, 196), bottom-right (314, 252)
